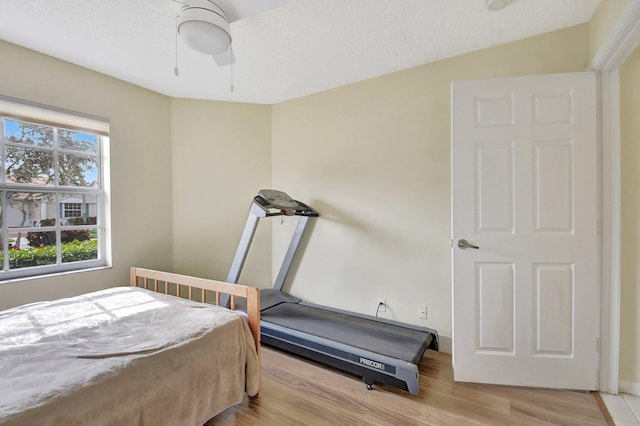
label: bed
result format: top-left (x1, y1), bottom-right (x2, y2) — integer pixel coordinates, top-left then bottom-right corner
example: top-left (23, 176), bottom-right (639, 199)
top-left (0, 267), bottom-right (261, 426)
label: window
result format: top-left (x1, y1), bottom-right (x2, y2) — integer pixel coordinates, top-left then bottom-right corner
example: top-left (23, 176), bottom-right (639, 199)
top-left (0, 96), bottom-right (110, 280)
top-left (63, 202), bottom-right (82, 218)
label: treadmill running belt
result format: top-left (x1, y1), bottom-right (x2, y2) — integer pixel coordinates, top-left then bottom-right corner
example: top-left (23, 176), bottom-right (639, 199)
top-left (261, 303), bottom-right (432, 363)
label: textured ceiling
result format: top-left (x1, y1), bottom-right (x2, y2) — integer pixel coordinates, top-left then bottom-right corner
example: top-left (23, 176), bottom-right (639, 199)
top-left (0, 0), bottom-right (600, 105)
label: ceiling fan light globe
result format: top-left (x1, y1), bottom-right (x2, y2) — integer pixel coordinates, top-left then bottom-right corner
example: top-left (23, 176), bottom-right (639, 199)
top-left (178, 4), bottom-right (231, 56)
top-left (179, 20), bottom-right (231, 55)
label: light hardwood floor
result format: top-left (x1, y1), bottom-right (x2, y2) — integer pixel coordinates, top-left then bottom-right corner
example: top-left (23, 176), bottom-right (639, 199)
top-left (206, 346), bottom-right (610, 425)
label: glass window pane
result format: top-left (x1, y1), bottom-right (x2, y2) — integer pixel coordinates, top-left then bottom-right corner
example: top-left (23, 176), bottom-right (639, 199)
top-left (9, 231), bottom-right (57, 269)
top-left (5, 147), bottom-right (55, 185)
top-left (59, 129), bottom-right (99, 153)
top-left (5, 192), bottom-right (55, 229)
top-left (61, 230), bottom-right (97, 263)
top-left (59, 191), bottom-right (98, 264)
top-left (4, 120), bottom-right (54, 147)
top-left (0, 198), bottom-right (4, 253)
top-left (58, 153), bottom-right (99, 187)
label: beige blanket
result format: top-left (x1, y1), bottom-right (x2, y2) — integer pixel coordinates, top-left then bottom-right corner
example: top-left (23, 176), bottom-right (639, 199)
top-left (0, 287), bottom-right (259, 425)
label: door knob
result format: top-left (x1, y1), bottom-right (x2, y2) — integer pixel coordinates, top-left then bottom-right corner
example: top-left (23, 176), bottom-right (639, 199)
top-left (457, 239), bottom-right (479, 250)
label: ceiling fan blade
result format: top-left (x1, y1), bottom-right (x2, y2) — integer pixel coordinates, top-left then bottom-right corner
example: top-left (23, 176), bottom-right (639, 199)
top-left (212, 0), bottom-right (286, 23)
top-left (213, 48), bottom-right (235, 66)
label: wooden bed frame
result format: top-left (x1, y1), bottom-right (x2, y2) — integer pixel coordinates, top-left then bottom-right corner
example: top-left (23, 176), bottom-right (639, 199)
top-left (129, 267), bottom-right (261, 396)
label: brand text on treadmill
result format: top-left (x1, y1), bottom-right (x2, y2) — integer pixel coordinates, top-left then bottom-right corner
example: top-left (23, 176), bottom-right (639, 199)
top-left (360, 357), bottom-right (386, 371)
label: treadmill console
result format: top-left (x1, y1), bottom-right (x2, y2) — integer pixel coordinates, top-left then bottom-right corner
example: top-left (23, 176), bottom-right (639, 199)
top-left (256, 189), bottom-right (319, 217)
top-left (258, 189), bottom-right (300, 209)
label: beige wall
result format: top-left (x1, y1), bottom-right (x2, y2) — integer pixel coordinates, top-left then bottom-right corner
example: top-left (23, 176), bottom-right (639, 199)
top-left (0, 40), bottom-right (173, 310)
top-left (170, 99), bottom-right (272, 285)
top-left (589, 0), bottom-right (630, 61)
top-left (271, 25), bottom-right (590, 337)
top-left (620, 44), bottom-right (640, 385)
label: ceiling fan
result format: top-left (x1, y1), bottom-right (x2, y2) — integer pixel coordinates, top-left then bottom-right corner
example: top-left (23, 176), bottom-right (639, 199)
top-left (174, 0), bottom-right (286, 67)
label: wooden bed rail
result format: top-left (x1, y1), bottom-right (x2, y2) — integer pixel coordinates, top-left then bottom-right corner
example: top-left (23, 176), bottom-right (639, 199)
top-left (130, 267), bottom-right (261, 396)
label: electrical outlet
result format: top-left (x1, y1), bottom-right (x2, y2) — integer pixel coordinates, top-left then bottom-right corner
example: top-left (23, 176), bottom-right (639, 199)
top-left (377, 298), bottom-right (386, 313)
top-left (417, 304), bottom-right (427, 319)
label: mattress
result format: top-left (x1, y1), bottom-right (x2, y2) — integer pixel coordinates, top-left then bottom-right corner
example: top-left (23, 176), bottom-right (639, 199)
top-left (0, 286), bottom-right (259, 425)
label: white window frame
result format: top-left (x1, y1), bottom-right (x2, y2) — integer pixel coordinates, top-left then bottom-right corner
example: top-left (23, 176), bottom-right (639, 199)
top-left (0, 95), bottom-right (110, 281)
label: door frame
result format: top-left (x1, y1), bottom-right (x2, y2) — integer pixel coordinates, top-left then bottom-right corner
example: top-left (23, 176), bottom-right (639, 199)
top-left (589, 0), bottom-right (640, 394)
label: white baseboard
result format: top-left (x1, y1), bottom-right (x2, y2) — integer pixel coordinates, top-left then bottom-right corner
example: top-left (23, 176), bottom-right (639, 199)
top-left (437, 334), bottom-right (452, 354)
top-left (619, 379), bottom-right (640, 396)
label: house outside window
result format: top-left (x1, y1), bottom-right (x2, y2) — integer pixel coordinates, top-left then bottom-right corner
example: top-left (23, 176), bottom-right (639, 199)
top-left (0, 95), bottom-right (110, 280)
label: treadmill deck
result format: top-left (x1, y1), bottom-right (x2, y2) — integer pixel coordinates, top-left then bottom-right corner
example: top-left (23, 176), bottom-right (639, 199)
top-left (261, 302), bottom-right (434, 364)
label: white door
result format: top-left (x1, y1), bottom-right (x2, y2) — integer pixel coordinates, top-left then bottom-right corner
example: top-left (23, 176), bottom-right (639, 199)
top-left (451, 72), bottom-right (599, 389)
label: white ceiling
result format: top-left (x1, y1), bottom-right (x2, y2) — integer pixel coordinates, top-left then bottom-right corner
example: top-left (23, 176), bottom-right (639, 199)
top-left (0, 0), bottom-right (600, 105)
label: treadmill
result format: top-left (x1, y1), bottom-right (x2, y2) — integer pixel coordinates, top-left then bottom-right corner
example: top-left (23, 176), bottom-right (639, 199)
top-left (226, 189), bottom-right (438, 395)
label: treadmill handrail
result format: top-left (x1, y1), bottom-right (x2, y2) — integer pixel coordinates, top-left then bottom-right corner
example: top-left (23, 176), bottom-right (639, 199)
top-left (222, 189), bottom-right (318, 307)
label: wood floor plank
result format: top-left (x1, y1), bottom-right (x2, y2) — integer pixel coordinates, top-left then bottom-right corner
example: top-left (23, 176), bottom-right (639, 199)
top-left (206, 346), bottom-right (608, 426)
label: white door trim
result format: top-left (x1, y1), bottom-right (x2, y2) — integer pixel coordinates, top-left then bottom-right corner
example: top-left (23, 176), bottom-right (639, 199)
top-left (598, 69), bottom-right (621, 395)
top-left (589, 0), bottom-right (640, 394)
top-left (589, 0), bottom-right (640, 72)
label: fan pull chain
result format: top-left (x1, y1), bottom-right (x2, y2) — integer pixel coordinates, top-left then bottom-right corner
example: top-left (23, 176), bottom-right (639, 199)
top-left (174, 15), bottom-right (180, 77)
top-left (230, 46), bottom-right (234, 93)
